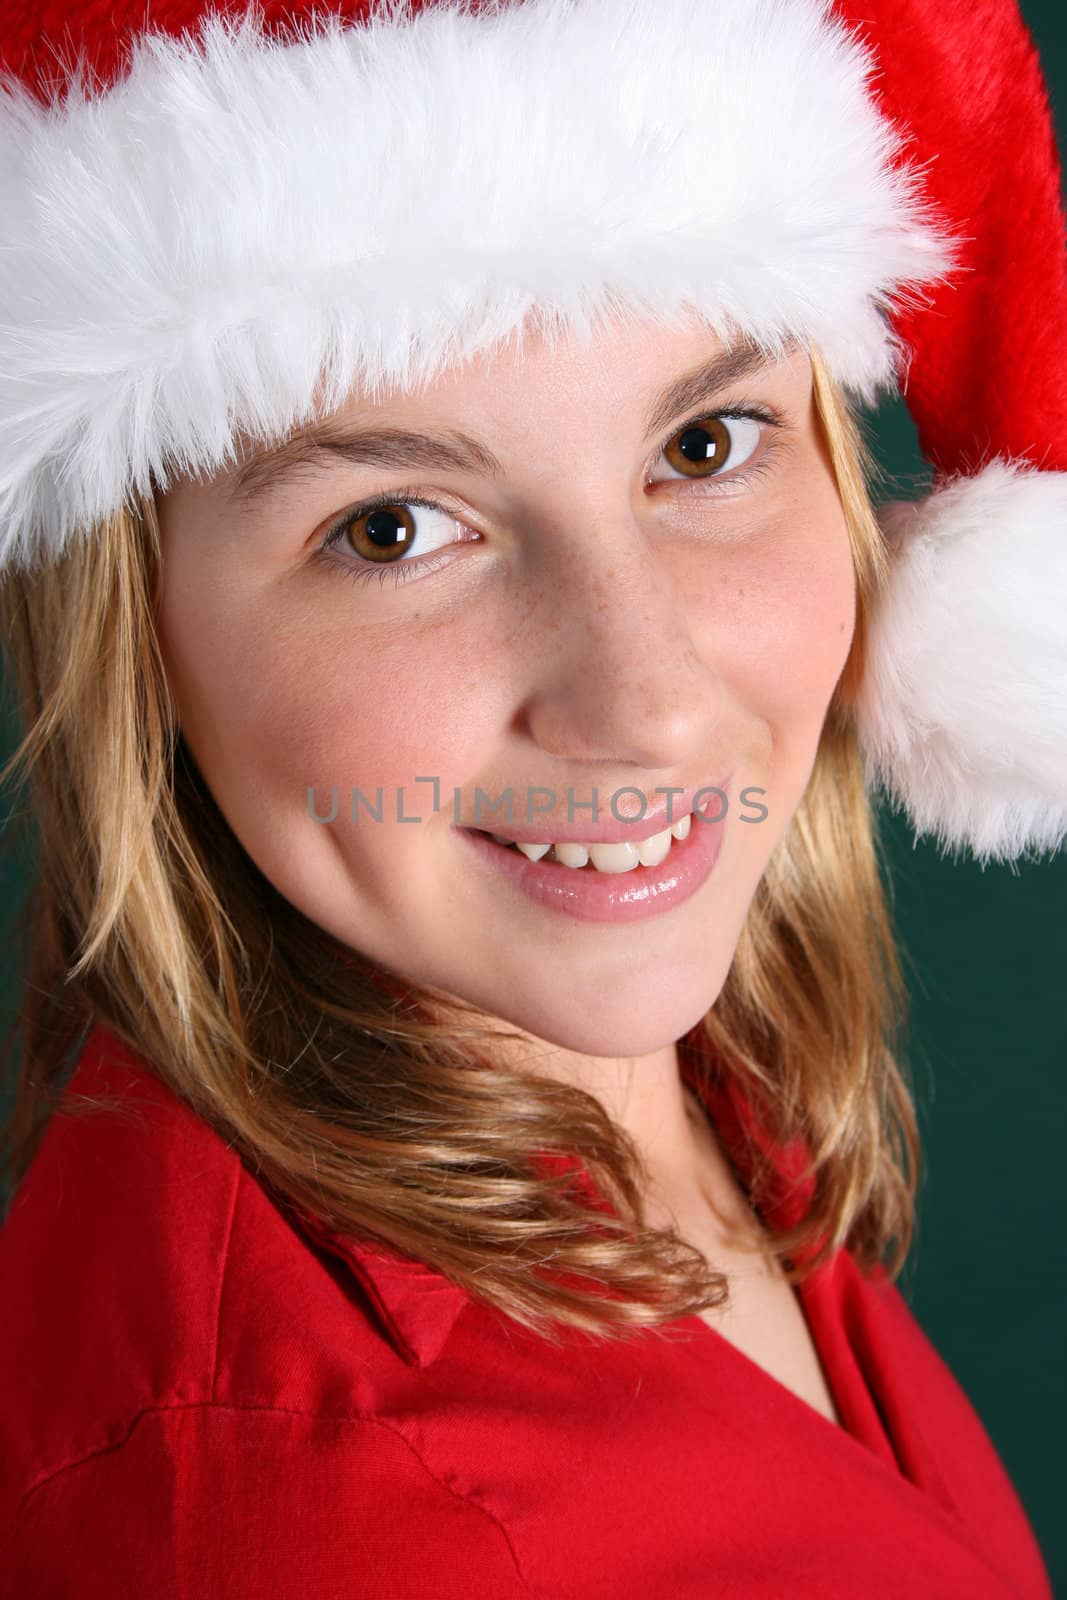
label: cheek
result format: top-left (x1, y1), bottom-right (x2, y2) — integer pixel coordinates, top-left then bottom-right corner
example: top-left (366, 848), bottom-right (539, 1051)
top-left (157, 569), bottom-right (496, 844)
top-left (682, 503), bottom-right (856, 732)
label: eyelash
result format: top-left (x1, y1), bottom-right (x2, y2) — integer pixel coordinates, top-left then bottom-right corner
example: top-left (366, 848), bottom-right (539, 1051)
top-left (318, 403), bottom-right (788, 592)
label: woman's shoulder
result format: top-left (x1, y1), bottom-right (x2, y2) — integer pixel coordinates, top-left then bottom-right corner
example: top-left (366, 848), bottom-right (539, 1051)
top-left (0, 1027), bottom-right (536, 1596)
top-left (0, 1027), bottom-right (235, 1500)
top-left (0, 1023), bottom-right (424, 1524)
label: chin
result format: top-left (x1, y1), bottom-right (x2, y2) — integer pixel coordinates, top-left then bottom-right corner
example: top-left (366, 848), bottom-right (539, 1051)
top-left (472, 977), bottom-right (729, 1063)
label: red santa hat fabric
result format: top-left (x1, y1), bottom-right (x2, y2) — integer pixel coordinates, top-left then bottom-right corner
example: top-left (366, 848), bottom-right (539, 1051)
top-left (0, 0), bottom-right (1064, 863)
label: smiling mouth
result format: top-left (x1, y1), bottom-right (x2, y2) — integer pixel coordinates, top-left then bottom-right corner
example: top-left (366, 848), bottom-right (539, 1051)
top-left (468, 809), bottom-right (694, 874)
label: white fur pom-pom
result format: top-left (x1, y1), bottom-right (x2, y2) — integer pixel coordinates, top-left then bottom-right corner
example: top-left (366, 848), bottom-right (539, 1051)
top-left (855, 459), bottom-right (1067, 864)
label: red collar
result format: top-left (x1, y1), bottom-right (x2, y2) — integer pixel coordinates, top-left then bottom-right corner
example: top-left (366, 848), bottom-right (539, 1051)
top-left (290, 1204), bottom-right (472, 1368)
top-left (287, 1144), bottom-right (606, 1368)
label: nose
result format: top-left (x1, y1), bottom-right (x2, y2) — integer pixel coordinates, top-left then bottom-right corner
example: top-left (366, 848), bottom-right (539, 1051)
top-left (516, 518), bottom-right (726, 770)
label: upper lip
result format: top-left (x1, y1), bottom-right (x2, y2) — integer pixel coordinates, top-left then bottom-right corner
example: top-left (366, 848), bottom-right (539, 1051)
top-left (455, 775), bottom-right (733, 845)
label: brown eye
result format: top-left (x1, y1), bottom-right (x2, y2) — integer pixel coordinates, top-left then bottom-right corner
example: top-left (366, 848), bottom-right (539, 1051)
top-left (320, 494), bottom-right (471, 586)
top-left (664, 418), bottom-right (730, 476)
top-left (656, 413), bottom-right (762, 482)
top-left (339, 503), bottom-right (419, 564)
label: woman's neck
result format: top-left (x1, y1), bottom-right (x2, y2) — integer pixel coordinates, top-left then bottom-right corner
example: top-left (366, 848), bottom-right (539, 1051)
top-left (486, 1031), bottom-right (724, 1205)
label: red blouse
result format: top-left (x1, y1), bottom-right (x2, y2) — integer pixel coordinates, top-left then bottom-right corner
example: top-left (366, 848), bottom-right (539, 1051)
top-left (0, 1022), bottom-right (1052, 1597)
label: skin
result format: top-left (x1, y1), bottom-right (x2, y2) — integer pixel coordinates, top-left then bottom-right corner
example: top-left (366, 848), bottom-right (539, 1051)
top-left (155, 310), bottom-right (856, 1234)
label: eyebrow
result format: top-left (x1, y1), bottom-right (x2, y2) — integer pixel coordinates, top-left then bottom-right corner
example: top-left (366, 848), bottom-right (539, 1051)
top-left (227, 333), bottom-right (797, 512)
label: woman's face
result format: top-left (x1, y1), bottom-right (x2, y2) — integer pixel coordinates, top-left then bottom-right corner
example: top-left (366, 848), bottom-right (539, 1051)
top-left (156, 313), bottom-right (855, 1059)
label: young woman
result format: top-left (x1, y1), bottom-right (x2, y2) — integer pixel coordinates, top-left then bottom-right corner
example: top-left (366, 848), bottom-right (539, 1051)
top-left (1, 0), bottom-right (1063, 1594)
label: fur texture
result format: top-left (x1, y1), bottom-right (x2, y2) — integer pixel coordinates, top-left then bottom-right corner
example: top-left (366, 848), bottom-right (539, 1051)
top-left (833, 0), bottom-right (1067, 480)
top-left (0, 0), bottom-right (960, 574)
top-left (857, 459), bottom-right (1067, 863)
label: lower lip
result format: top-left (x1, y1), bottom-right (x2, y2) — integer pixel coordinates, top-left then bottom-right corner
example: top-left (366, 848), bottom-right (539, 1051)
top-left (454, 785), bottom-right (730, 926)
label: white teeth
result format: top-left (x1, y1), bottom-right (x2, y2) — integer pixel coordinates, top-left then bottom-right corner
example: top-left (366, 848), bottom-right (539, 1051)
top-left (588, 841), bottom-right (641, 874)
top-left (488, 811), bottom-right (697, 872)
top-left (515, 840), bottom-right (552, 861)
top-left (636, 825), bottom-right (673, 867)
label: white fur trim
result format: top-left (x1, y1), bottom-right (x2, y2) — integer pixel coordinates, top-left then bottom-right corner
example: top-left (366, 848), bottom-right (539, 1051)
top-left (0, 0), bottom-right (960, 574)
top-left (856, 460), bottom-right (1067, 863)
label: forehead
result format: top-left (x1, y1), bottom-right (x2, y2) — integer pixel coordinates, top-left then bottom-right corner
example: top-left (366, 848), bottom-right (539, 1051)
top-left (224, 332), bottom-right (805, 515)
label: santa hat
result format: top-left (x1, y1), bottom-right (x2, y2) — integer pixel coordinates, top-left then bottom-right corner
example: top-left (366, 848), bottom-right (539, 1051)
top-left (0, 0), bottom-right (1064, 865)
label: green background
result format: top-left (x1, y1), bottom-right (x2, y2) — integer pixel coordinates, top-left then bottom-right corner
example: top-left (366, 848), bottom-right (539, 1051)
top-left (2, 1), bottom-right (1065, 1589)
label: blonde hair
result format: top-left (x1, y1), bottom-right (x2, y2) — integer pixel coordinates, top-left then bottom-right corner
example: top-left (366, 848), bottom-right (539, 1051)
top-left (0, 344), bottom-right (918, 1345)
